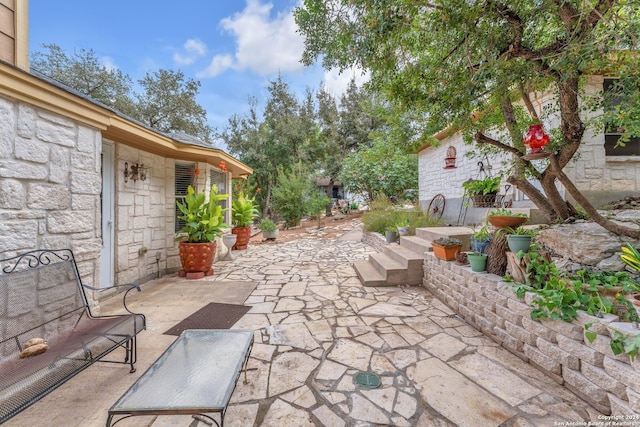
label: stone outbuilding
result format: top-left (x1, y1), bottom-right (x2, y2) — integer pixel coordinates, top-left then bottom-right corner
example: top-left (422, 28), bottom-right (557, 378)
top-left (418, 77), bottom-right (640, 226)
top-left (0, 1), bottom-right (252, 301)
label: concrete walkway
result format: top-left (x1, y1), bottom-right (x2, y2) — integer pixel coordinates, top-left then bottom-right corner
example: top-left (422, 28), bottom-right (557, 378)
top-left (5, 219), bottom-right (603, 426)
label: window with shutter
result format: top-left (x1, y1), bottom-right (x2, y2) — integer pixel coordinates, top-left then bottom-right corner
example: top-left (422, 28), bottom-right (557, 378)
top-left (210, 168), bottom-right (229, 223)
top-left (175, 162), bottom-right (196, 232)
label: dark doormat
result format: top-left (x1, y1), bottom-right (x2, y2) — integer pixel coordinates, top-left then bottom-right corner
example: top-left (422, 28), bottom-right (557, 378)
top-left (163, 302), bottom-right (251, 336)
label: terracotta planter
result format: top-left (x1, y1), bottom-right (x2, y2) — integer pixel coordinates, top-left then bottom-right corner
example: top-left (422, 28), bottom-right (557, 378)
top-left (432, 243), bottom-right (462, 261)
top-left (487, 215), bottom-right (527, 229)
top-left (179, 241), bottom-right (216, 275)
top-left (232, 226), bottom-right (251, 250)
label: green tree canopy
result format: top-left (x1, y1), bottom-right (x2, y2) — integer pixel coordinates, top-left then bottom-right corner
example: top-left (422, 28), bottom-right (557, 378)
top-left (31, 43), bottom-right (135, 115)
top-left (31, 44), bottom-right (214, 143)
top-left (296, 0), bottom-right (640, 238)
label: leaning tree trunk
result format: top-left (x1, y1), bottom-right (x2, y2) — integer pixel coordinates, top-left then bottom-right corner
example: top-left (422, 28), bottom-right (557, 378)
top-left (549, 155), bottom-right (640, 239)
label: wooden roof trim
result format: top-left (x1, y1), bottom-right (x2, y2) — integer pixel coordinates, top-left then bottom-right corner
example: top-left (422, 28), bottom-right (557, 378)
top-left (0, 62), bottom-right (112, 129)
top-left (1, 62), bottom-right (253, 178)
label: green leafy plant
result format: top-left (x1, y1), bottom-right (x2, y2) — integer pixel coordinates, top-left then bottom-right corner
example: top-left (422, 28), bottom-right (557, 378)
top-left (232, 191), bottom-right (259, 227)
top-left (472, 224), bottom-right (491, 242)
top-left (585, 324), bottom-right (640, 362)
top-left (176, 185), bottom-right (229, 243)
top-left (432, 237), bottom-right (463, 247)
top-left (504, 226), bottom-right (537, 236)
top-left (509, 248), bottom-right (630, 321)
top-left (620, 242), bottom-right (640, 273)
top-left (462, 176), bottom-right (501, 198)
top-left (488, 208), bottom-right (528, 218)
top-left (258, 218), bottom-right (277, 232)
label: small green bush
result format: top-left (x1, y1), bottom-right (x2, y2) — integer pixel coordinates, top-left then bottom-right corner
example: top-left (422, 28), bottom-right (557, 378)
top-left (362, 195), bottom-right (441, 235)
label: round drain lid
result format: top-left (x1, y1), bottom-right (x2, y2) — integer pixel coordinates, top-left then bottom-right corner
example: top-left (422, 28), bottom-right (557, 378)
top-left (354, 371), bottom-right (381, 389)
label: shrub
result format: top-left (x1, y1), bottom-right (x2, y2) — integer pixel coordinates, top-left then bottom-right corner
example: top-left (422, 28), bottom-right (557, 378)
top-left (362, 195), bottom-right (441, 235)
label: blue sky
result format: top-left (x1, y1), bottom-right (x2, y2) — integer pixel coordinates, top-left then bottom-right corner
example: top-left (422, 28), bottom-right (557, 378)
top-left (29, 0), bottom-right (367, 143)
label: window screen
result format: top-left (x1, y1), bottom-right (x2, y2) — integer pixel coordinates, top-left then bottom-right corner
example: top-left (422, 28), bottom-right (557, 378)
top-left (175, 162), bottom-right (196, 232)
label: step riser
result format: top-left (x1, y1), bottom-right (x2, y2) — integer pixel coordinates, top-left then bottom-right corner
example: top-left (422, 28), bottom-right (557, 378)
top-left (399, 237), bottom-right (432, 255)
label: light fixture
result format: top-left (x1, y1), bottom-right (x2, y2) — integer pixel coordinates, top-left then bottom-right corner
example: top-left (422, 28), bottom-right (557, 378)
top-left (124, 162), bottom-right (149, 183)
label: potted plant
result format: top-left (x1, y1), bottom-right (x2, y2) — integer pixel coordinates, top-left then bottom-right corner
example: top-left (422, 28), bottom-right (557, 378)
top-left (462, 176), bottom-right (501, 207)
top-left (384, 226), bottom-right (399, 243)
top-left (620, 243), bottom-right (640, 307)
top-left (176, 184), bottom-right (229, 277)
top-left (487, 208), bottom-right (529, 229)
top-left (231, 191), bottom-right (259, 250)
top-left (505, 226), bottom-right (536, 253)
top-left (467, 251), bottom-right (488, 272)
top-left (259, 218), bottom-right (279, 240)
top-left (431, 237), bottom-right (463, 261)
top-left (470, 224), bottom-right (492, 255)
top-left (397, 219), bottom-right (410, 237)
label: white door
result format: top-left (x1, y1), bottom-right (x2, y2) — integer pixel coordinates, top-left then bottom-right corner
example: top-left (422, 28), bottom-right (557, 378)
top-left (100, 142), bottom-right (115, 288)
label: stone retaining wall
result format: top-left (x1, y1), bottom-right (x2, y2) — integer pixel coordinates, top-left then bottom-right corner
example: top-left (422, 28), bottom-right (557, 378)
top-left (361, 230), bottom-right (390, 253)
top-left (423, 253), bottom-right (640, 416)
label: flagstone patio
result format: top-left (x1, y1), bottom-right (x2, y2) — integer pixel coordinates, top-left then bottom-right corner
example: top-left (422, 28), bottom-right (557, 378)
top-left (3, 220), bottom-right (605, 426)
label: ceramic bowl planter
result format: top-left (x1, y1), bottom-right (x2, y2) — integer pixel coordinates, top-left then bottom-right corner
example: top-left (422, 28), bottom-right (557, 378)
top-left (397, 226), bottom-right (410, 237)
top-left (507, 234), bottom-right (532, 253)
top-left (467, 253), bottom-right (488, 272)
top-left (431, 238), bottom-right (463, 261)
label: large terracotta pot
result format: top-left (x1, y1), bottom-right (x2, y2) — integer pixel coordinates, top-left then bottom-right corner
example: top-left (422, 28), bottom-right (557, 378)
top-left (231, 226), bottom-right (251, 250)
top-left (432, 243), bottom-right (462, 261)
top-left (179, 241), bottom-right (216, 274)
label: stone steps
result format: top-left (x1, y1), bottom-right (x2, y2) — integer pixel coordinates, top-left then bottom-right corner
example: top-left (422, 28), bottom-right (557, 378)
top-left (354, 226), bottom-right (473, 287)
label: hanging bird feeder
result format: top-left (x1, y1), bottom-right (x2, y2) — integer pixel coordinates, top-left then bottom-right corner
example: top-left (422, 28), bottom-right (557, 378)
top-left (522, 124), bottom-right (551, 160)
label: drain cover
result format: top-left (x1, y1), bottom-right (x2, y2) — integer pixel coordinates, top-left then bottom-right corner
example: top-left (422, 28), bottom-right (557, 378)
top-left (354, 371), bottom-right (381, 389)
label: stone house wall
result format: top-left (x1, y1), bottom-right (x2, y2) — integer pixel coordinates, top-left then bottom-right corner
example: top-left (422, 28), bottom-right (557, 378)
top-left (419, 76), bottom-right (640, 224)
top-left (0, 95), bottom-right (104, 289)
top-left (423, 254), bottom-right (640, 416)
top-left (0, 94), bottom-right (229, 296)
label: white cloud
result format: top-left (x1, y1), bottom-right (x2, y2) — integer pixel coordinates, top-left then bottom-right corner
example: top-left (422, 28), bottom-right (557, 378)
top-left (198, 0), bottom-right (305, 78)
top-left (322, 66), bottom-right (370, 98)
top-left (201, 54), bottom-right (234, 77)
top-left (173, 38), bottom-right (208, 66)
top-left (102, 56), bottom-right (118, 72)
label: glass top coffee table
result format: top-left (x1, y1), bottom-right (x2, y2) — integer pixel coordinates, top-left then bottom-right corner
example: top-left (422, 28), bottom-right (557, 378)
top-left (106, 329), bottom-right (254, 427)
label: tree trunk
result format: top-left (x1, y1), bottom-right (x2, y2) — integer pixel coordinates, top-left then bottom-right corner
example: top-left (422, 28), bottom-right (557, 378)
top-left (549, 155), bottom-right (640, 239)
top-left (325, 178), bottom-right (334, 217)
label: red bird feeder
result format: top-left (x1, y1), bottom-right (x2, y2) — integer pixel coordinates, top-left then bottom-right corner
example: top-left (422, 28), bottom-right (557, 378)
top-left (522, 124), bottom-right (550, 160)
top-left (524, 124), bottom-right (549, 153)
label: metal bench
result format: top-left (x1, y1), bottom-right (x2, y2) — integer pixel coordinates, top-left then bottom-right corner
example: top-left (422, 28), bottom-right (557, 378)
top-left (0, 249), bottom-right (146, 423)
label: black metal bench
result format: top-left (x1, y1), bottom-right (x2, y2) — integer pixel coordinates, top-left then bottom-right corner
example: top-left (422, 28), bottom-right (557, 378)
top-left (0, 249), bottom-right (146, 423)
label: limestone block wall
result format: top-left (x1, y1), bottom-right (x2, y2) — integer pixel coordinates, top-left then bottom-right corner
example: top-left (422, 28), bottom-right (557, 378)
top-left (423, 254), bottom-right (640, 416)
top-left (0, 95), bottom-right (103, 289)
top-left (114, 143), bottom-right (172, 285)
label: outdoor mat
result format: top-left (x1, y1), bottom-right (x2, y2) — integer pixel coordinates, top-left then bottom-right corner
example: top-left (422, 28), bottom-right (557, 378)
top-left (163, 302), bottom-right (251, 336)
